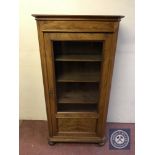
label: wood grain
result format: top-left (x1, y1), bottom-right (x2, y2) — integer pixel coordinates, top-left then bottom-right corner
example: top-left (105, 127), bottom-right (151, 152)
top-left (58, 118), bottom-right (97, 132)
top-left (40, 21), bottom-right (115, 32)
top-left (47, 33), bottom-right (107, 40)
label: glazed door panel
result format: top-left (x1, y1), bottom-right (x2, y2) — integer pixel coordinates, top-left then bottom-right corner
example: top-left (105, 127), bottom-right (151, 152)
top-left (43, 33), bottom-right (114, 137)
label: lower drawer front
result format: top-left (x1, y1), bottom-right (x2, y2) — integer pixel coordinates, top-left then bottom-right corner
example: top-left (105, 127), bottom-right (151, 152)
top-left (58, 118), bottom-right (97, 133)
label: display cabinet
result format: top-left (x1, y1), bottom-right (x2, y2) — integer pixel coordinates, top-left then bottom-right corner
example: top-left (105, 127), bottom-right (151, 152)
top-left (32, 15), bottom-right (124, 145)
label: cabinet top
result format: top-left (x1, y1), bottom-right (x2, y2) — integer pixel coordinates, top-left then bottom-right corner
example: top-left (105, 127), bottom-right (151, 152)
top-left (32, 14), bottom-right (124, 21)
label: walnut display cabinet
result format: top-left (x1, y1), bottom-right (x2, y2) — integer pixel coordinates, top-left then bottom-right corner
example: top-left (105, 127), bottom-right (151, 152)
top-left (32, 15), bottom-right (124, 146)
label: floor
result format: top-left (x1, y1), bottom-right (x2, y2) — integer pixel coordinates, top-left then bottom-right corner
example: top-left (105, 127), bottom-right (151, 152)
top-left (19, 121), bottom-right (135, 155)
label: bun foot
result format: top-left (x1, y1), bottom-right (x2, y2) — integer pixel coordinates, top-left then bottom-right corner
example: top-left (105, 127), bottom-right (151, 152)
top-left (98, 137), bottom-right (106, 146)
top-left (48, 140), bottom-right (55, 146)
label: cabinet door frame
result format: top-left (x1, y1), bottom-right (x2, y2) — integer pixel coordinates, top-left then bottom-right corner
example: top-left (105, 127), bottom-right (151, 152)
top-left (43, 32), bottom-right (117, 137)
top-left (97, 32), bottom-right (118, 137)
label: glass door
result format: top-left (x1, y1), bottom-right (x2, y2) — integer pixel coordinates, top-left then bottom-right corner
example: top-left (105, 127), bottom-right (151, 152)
top-left (43, 32), bottom-right (110, 136)
top-left (53, 41), bottom-right (103, 112)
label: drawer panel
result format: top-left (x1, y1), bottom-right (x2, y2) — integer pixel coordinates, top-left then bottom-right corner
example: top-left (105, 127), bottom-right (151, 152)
top-left (57, 118), bottom-right (97, 133)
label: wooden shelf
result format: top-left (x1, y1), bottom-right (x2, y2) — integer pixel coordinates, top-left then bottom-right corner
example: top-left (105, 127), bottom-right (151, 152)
top-left (55, 54), bottom-right (102, 62)
top-left (57, 87), bottom-right (98, 104)
top-left (57, 104), bottom-right (97, 112)
top-left (57, 71), bottom-right (100, 82)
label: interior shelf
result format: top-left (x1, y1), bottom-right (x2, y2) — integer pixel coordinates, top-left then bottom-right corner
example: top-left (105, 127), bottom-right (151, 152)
top-left (57, 70), bottom-right (100, 82)
top-left (57, 83), bottom-right (99, 104)
top-left (57, 103), bottom-right (97, 112)
top-left (55, 61), bottom-right (100, 82)
top-left (55, 54), bottom-right (102, 62)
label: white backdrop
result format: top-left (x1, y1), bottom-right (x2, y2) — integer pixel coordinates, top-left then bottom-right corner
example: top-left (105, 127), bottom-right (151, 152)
top-left (19, 0), bottom-right (135, 123)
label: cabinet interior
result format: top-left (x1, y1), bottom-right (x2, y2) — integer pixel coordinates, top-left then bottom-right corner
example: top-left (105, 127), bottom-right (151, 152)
top-left (53, 41), bottom-right (103, 112)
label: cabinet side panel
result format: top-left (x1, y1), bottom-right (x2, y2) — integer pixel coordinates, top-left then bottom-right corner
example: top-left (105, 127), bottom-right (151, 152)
top-left (97, 26), bottom-right (119, 137)
top-left (36, 21), bottom-right (53, 136)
